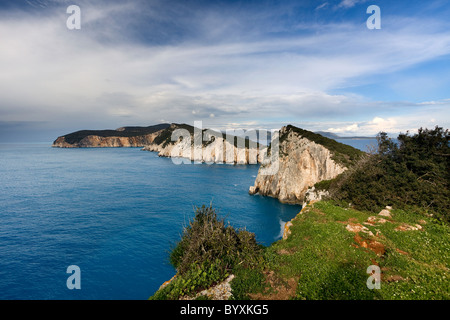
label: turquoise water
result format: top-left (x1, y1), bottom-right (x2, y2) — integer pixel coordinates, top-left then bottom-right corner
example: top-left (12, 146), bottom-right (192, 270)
top-left (0, 143), bottom-right (302, 300)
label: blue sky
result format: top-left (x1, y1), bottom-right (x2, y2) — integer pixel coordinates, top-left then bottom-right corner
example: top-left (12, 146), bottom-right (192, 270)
top-left (0, 0), bottom-right (449, 141)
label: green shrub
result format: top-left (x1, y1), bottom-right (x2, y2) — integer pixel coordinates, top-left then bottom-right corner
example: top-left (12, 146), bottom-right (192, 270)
top-left (329, 126), bottom-right (449, 222)
top-left (170, 204), bottom-right (262, 275)
top-left (313, 178), bottom-right (336, 191)
top-left (155, 205), bottom-right (264, 299)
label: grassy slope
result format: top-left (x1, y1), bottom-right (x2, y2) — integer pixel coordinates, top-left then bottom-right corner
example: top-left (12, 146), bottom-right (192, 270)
top-left (234, 201), bottom-right (449, 300)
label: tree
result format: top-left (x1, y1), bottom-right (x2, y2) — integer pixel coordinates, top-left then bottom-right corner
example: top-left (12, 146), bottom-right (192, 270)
top-left (328, 126), bottom-right (449, 223)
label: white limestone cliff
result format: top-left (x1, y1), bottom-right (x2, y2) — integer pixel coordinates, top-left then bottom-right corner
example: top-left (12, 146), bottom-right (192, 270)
top-left (248, 125), bottom-right (347, 204)
top-left (142, 125), bottom-right (265, 165)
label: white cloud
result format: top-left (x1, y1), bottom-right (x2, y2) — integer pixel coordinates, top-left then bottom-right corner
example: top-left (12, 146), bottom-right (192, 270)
top-left (315, 2), bottom-right (329, 10)
top-left (328, 123), bottom-right (359, 133)
top-left (317, 106), bottom-right (450, 136)
top-left (338, 0), bottom-right (367, 8)
top-left (0, 2), bottom-right (449, 136)
top-left (365, 117), bottom-right (398, 133)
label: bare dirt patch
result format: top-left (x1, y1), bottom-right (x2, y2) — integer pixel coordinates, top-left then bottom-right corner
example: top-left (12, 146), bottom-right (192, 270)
top-left (353, 234), bottom-right (385, 256)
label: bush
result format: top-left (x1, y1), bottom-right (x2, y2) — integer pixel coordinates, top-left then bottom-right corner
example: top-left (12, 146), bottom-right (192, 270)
top-left (313, 177), bottom-right (337, 192)
top-left (170, 205), bottom-right (262, 274)
top-left (152, 259), bottom-right (226, 300)
top-left (329, 126), bottom-right (449, 222)
top-left (159, 204), bottom-right (264, 299)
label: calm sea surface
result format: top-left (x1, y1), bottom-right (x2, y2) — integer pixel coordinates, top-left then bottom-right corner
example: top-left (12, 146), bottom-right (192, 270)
top-left (0, 139), bottom-right (371, 300)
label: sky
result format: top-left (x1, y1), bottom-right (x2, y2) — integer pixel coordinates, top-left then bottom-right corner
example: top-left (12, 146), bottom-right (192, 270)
top-left (0, 0), bottom-right (449, 142)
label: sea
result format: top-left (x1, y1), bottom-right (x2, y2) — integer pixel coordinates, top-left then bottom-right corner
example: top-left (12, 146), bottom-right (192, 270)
top-left (0, 139), bottom-right (375, 300)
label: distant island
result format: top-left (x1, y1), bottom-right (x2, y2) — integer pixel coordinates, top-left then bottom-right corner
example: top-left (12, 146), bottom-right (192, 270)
top-left (52, 123), bottom-right (171, 147)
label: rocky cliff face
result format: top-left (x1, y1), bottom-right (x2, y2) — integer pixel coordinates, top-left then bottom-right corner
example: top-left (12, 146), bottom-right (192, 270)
top-left (52, 124), bottom-right (170, 148)
top-left (53, 123), bottom-right (265, 165)
top-left (142, 124), bottom-right (265, 164)
top-left (52, 132), bottom-right (162, 148)
top-left (249, 125), bottom-right (349, 204)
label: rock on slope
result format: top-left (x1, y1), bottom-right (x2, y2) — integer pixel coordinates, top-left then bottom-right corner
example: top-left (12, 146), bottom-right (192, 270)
top-left (249, 125), bottom-right (364, 204)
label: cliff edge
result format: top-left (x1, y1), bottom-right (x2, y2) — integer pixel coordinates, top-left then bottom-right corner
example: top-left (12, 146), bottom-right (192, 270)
top-left (53, 123), bottom-right (265, 165)
top-left (249, 125), bottom-right (364, 204)
top-left (52, 124), bottom-right (170, 148)
top-left (142, 123), bottom-right (265, 164)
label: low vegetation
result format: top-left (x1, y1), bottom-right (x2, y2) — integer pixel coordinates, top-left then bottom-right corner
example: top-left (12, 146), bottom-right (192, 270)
top-left (150, 205), bottom-right (263, 300)
top-left (150, 125), bottom-right (449, 300)
top-left (262, 201), bottom-right (449, 300)
top-left (317, 126), bottom-right (450, 223)
top-left (151, 201), bottom-right (449, 300)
